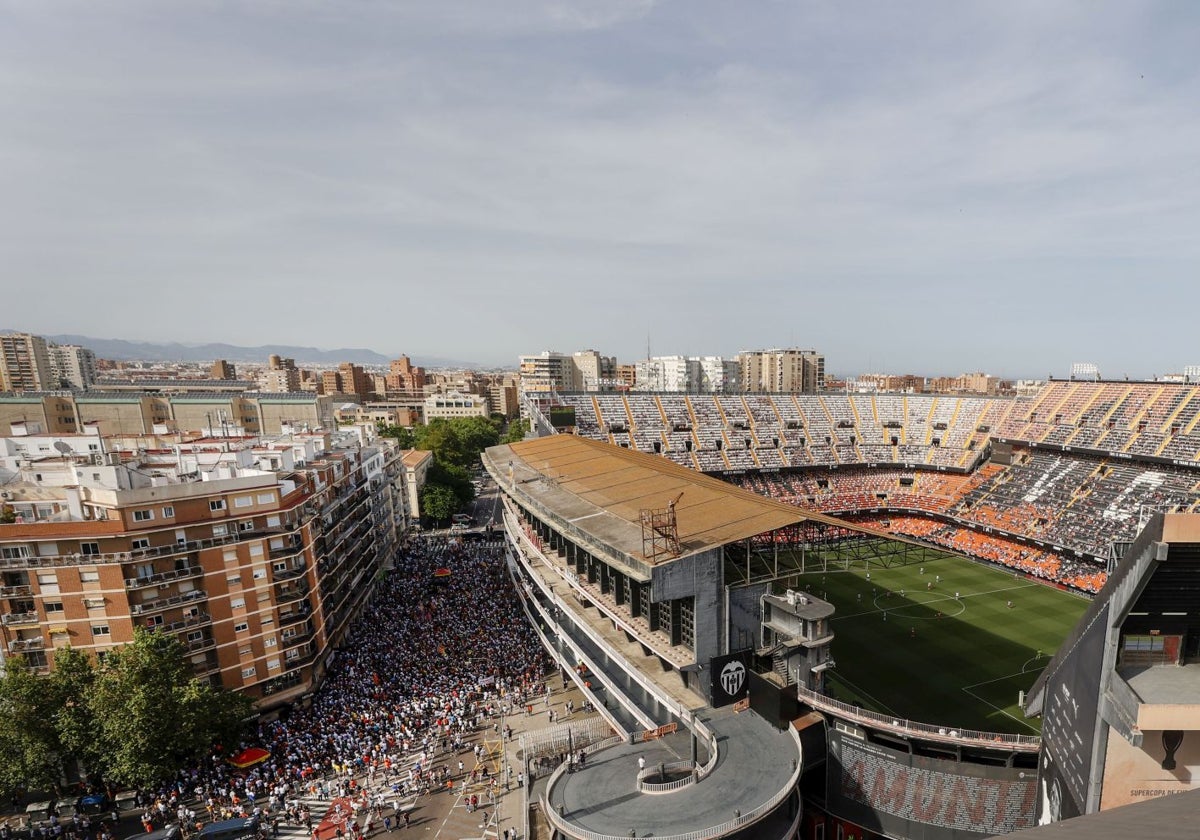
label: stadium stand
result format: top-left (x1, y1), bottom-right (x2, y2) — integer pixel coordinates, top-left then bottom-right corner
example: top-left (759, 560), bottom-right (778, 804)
top-left (531, 382), bottom-right (1200, 595)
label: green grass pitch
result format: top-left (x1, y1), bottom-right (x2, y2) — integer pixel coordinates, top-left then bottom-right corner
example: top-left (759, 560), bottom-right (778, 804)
top-left (788, 545), bottom-right (1089, 735)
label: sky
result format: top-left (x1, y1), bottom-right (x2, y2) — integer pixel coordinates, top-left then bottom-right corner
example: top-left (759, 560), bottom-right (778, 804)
top-left (3, 1), bottom-right (1199, 377)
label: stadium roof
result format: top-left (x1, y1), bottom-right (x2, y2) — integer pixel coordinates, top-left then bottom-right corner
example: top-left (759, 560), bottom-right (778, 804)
top-left (994, 788), bottom-right (1200, 839)
top-left (487, 434), bottom-right (911, 567)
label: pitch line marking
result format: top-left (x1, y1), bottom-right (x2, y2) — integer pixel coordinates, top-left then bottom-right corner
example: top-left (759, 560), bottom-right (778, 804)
top-left (961, 685), bottom-right (1041, 734)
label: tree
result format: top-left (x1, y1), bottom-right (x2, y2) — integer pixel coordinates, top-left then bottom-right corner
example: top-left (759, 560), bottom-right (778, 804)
top-left (88, 629), bottom-right (251, 789)
top-left (47, 647), bottom-right (100, 772)
top-left (376, 423), bottom-right (415, 449)
top-left (421, 484), bottom-right (459, 525)
top-left (502, 418), bottom-right (530, 444)
top-left (0, 656), bottom-right (63, 796)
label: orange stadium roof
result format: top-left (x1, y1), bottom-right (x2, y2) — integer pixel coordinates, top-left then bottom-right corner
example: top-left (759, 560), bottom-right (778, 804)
top-left (485, 435), bottom-right (912, 574)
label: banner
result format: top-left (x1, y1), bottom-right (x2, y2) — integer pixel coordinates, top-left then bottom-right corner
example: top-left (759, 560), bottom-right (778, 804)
top-left (710, 650), bottom-right (751, 707)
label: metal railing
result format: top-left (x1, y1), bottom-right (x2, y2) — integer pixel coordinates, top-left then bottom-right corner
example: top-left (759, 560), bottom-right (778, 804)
top-left (9, 637), bottom-right (45, 653)
top-left (2, 611), bottom-right (39, 625)
top-left (124, 565), bottom-right (201, 589)
top-left (130, 588), bottom-right (207, 615)
top-left (636, 760), bottom-right (698, 794)
top-left (0, 584), bottom-right (33, 597)
top-left (792, 684), bottom-right (1041, 750)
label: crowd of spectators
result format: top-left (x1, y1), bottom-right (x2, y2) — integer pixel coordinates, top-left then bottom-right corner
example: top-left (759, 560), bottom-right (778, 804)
top-left (555, 393), bottom-right (998, 472)
top-left (137, 537), bottom-right (550, 834)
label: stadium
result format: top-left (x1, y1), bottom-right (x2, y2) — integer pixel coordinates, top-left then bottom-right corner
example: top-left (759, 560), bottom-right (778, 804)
top-left (491, 378), bottom-right (1200, 839)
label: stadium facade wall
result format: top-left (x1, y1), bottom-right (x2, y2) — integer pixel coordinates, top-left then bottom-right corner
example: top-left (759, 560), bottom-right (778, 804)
top-left (826, 728), bottom-right (1036, 839)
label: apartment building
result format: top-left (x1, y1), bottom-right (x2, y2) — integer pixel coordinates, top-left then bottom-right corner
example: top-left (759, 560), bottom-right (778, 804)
top-left (0, 333), bottom-right (55, 392)
top-left (632, 355), bottom-right (739, 393)
top-left (423, 391), bottom-right (488, 420)
top-left (737, 349), bottom-right (825, 393)
top-left (0, 392), bottom-right (337, 437)
top-left (49, 345), bottom-right (98, 390)
top-left (0, 428), bottom-right (408, 708)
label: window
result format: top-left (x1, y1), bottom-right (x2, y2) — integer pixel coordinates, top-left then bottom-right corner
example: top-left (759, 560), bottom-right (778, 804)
top-left (241, 666), bottom-right (257, 679)
top-left (257, 493), bottom-right (275, 505)
top-left (146, 615), bottom-right (163, 627)
top-left (260, 616), bottom-right (274, 626)
top-left (209, 499), bottom-right (226, 512)
top-left (238, 521), bottom-right (254, 532)
top-left (80, 542), bottom-right (100, 556)
top-left (212, 524), bottom-right (228, 537)
top-left (264, 637), bottom-right (277, 647)
top-left (80, 569), bottom-right (100, 583)
top-left (227, 574), bottom-right (242, 586)
top-left (161, 506), bottom-right (175, 518)
top-left (45, 602), bottom-right (63, 613)
top-left (239, 646), bottom-right (253, 657)
top-left (0, 546), bottom-right (30, 559)
top-left (83, 598), bottom-right (105, 610)
top-left (37, 572), bottom-right (57, 585)
top-left (230, 598), bottom-right (246, 610)
top-left (131, 538), bottom-right (150, 550)
top-left (234, 621), bottom-right (249, 633)
top-left (91, 625), bottom-right (110, 637)
top-left (249, 543), bottom-right (263, 556)
top-left (252, 569), bottom-right (266, 580)
top-left (186, 630), bottom-right (203, 642)
top-left (266, 658), bottom-right (280, 670)
top-left (132, 509), bottom-right (154, 522)
top-left (234, 496), bottom-right (254, 509)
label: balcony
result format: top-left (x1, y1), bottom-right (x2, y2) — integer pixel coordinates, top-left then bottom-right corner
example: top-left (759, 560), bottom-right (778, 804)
top-left (2, 611), bottom-right (39, 626)
top-left (282, 647), bottom-right (316, 670)
top-left (159, 613), bottom-right (212, 634)
top-left (269, 538), bottom-right (305, 560)
top-left (272, 562), bottom-right (307, 581)
top-left (281, 626), bottom-right (314, 647)
top-left (278, 606), bottom-right (312, 626)
top-left (261, 671), bottom-right (304, 697)
top-left (183, 635), bottom-right (216, 654)
top-left (276, 584), bottom-right (310, 604)
top-left (130, 589), bottom-right (207, 616)
top-left (124, 565), bottom-right (202, 590)
top-left (9, 637), bottom-right (45, 653)
top-left (0, 584), bottom-right (33, 597)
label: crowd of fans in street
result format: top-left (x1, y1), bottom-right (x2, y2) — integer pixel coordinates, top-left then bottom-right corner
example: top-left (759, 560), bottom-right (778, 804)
top-left (135, 537), bottom-right (550, 837)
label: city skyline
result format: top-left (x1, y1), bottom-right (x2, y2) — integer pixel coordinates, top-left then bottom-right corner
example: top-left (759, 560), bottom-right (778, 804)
top-left (4, 3), bottom-right (1200, 377)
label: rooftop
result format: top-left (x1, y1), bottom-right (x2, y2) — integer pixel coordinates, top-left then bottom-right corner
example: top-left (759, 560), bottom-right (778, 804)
top-left (487, 435), bottom-right (911, 567)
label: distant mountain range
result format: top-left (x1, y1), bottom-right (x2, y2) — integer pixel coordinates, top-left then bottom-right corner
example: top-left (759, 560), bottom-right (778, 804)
top-left (4, 331), bottom-right (482, 369)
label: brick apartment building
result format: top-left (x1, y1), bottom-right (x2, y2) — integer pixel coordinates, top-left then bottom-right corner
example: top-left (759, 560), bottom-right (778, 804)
top-left (0, 425), bottom-right (410, 709)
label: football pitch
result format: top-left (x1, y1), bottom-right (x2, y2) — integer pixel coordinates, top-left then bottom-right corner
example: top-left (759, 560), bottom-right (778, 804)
top-left (786, 545), bottom-right (1088, 734)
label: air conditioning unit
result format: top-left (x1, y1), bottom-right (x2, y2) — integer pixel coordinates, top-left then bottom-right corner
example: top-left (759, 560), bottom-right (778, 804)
top-left (92, 453), bottom-right (104, 466)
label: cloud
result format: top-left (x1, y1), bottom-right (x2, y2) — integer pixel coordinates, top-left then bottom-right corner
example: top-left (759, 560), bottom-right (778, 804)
top-left (1, 1), bottom-right (1198, 375)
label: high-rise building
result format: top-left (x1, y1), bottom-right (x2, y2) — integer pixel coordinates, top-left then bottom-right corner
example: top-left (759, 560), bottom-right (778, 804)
top-left (737, 349), bottom-right (824, 393)
top-left (260, 356), bottom-right (302, 393)
top-left (519, 351), bottom-right (577, 394)
top-left (0, 333), bottom-right (54, 392)
top-left (48, 344), bottom-right (98, 390)
top-left (632, 356), bottom-right (738, 393)
top-left (338, 363), bottom-right (372, 399)
top-left (385, 356), bottom-right (427, 394)
top-left (519, 350), bottom-right (617, 393)
top-left (210, 359), bottom-right (237, 381)
top-left (572, 350), bottom-right (617, 391)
